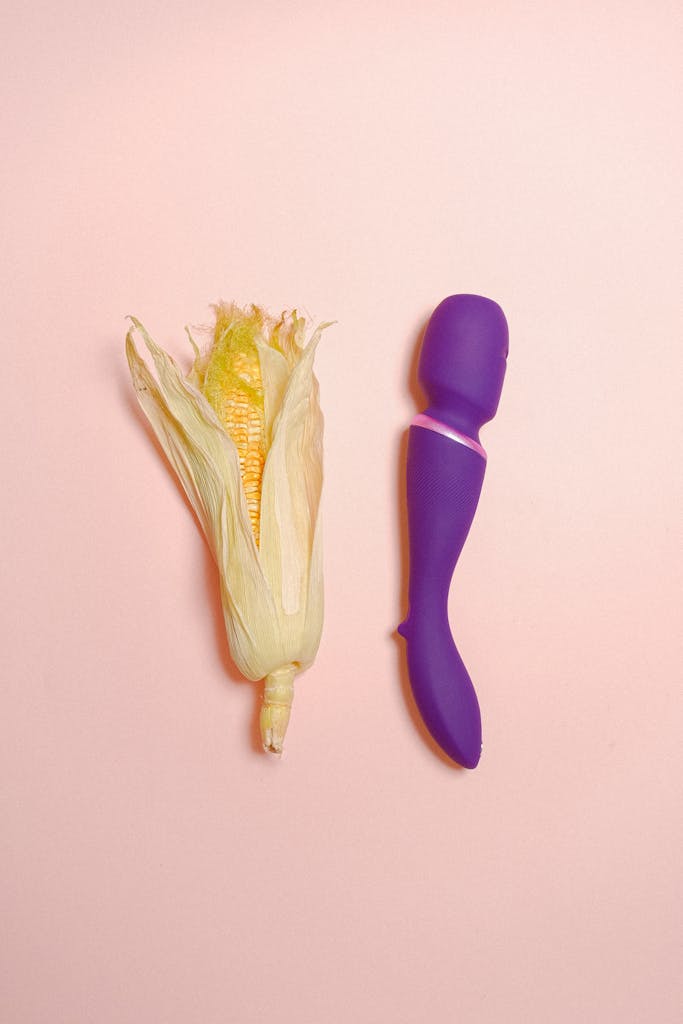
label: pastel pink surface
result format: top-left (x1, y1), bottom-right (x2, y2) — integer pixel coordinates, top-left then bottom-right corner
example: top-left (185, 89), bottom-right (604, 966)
top-left (1, 4), bottom-right (681, 1023)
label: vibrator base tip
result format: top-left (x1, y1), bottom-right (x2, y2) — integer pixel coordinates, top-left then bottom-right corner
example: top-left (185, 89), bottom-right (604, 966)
top-left (444, 750), bottom-right (480, 770)
top-left (441, 735), bottom-right (482, 769)
top-left (460, 746), bottom-right (482, 770)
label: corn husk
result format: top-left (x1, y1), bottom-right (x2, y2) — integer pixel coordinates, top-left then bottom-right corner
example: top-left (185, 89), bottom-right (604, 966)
top-left (125, 303), bottom-right (330, 754)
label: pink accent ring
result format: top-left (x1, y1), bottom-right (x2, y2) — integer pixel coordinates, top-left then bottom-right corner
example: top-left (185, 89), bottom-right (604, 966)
top-left (411, 413), bottom-right (487, 461)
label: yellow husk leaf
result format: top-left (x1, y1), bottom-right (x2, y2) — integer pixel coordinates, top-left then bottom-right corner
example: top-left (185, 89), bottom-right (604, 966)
top-left (125, 303), bottom-right (331, 754)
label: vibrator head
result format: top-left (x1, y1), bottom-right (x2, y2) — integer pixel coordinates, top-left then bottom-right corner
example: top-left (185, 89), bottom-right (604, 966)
top-left (418, 294), bottom-right (508, 438)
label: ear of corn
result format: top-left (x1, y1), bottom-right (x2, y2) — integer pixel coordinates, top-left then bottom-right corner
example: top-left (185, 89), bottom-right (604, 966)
top-left (125, 303), bottom-right (331, 755)
top-left (201, 306), bottom-right (267, 547)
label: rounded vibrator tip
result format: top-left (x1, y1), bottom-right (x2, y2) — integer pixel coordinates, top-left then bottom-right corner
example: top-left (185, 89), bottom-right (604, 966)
top-left (419, 294), bottom-right (509, 433)
top-left (430, 294), bottom-right (508, 356)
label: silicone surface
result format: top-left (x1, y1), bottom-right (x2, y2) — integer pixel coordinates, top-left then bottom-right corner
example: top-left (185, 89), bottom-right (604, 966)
top-left (399, 294), bottom-right (508, 768)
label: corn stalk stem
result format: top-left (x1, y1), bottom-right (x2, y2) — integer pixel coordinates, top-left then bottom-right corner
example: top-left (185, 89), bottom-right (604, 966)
top-left (260, 664), bottom-right (296, 755)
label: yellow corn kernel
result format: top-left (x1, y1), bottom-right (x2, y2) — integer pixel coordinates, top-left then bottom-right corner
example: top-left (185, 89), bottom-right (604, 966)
top-left (201, 306), bottom-right (266, 546)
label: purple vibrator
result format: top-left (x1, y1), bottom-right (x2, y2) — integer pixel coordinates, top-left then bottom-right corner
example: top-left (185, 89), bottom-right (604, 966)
top-left (398, 294), bottom-right (508, 768)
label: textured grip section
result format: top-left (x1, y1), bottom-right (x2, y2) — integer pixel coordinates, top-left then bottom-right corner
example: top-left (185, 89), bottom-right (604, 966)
top-left (398, 426), bottom-right (486, 767)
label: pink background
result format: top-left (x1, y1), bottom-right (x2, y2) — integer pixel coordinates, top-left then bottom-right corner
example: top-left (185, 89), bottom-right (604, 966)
top-left (2, 3), bottom-right (681, 1022)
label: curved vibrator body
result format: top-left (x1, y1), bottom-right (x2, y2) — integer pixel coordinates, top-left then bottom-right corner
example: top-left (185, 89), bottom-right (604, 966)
top-left (398, 295), bottom-right (508, 768)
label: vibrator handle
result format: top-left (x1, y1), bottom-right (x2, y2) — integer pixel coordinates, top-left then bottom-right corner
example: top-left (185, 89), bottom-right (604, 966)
top-left (398, 421), bottom-right (487, 768)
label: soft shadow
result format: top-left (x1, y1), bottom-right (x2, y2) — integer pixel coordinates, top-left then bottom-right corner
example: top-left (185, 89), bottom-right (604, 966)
top-left (115, 337), bottom-right (263, 755)
top-left (391, 320), bottom-right (463, 771)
